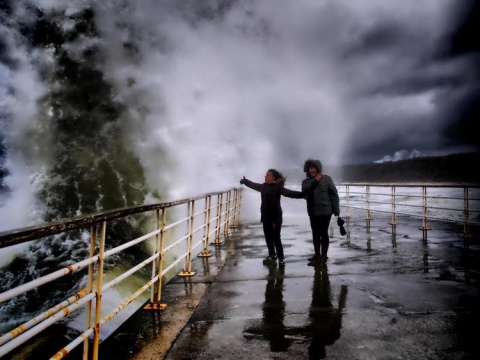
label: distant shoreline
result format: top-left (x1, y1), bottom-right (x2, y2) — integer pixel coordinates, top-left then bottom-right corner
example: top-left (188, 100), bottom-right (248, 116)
top-left (335, 152), bottom-right (480, 184)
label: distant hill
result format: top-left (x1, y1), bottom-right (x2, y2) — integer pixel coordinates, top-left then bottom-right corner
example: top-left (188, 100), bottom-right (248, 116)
top-left (336, 152), bottom-right (480, 184)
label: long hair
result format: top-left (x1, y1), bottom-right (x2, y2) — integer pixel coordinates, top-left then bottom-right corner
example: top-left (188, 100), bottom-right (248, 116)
top-left (268, 169), bottom-right (283, 181)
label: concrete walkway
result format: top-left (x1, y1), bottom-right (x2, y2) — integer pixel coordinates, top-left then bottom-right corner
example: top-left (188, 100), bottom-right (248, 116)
top-left (100, 210), bottom-right (480, 359)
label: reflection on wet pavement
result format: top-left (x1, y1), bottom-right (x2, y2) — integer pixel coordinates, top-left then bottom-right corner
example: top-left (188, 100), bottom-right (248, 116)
top-left (242, 263), bottom-right (348, 359)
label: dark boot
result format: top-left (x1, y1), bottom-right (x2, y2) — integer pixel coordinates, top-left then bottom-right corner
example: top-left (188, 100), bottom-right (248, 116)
top-left (308, 254), bottom-right (321, 262)
top-left (320, 242), bottom-right (329, 263)
top-left (321, 242), bottom-right (329, 258)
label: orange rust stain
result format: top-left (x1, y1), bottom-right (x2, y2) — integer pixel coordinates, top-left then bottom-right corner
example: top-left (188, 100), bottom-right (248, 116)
top-left (51, 348), bottom-right (68, 360)
top-left (75, 288), bottom-right (88, 300)
top-left (143, 303), bottom-right (167, 311)
top-left (10, 324), bottom-right (25, 337)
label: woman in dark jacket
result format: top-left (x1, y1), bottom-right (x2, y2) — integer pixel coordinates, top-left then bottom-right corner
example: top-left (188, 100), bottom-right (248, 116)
top-left (240, 169), bottom-right (304, 265)
top-left (302, 159), bottom-right (340, 264)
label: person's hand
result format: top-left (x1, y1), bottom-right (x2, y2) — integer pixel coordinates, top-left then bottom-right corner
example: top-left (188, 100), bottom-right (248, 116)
top-left (239, 176), bottom-right (246, 185)
top-left (337, 217), bottom-right (347, 236)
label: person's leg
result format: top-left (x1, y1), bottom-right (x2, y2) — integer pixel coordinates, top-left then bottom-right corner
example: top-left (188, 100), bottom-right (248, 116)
top-left (309, 216), bottom-right (322, 260)
top-left (271, 219), bottom-right (284, 261)
top-left (318, 215), bottom-right (332, 262)
top-left (263, 221), bottom-right (277, 258)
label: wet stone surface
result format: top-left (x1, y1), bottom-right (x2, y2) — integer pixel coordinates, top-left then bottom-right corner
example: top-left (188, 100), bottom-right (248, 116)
top-left (102, 211), bottom-right (480, 359)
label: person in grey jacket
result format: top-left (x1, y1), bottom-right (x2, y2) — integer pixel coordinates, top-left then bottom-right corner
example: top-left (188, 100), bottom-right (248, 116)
top-left (240, 169), bottom-right (304, 265)
top-left (301, 159), bottom-right (340, 264)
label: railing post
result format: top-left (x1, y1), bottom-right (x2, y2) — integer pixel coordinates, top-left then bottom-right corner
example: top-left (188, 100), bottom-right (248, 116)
top-left (366, 185), bottom-right (372, 228)
top-left (83, 225), bottom-right (97, 359)
top-left (179, 200), bottom-right (196, 276)
top-left (230, 189), bottom-right (238, 229)
top-left (345, 185), bottom-right (351, 219)
top-left (225, 190), bottom-right (231, 231)
top-left (188, 200), bottom-right (195, 273)
top-left (212, 193), bottom-right (223, 245)
top-left (223, 191), bottom-right (231, 237)
top-left (157, 207), bottom-right (167, 305)
top-left (419, 186), bottom-right (431, 240)
top-left (233, 188), bottom-right (240, 227)
top-left (144, 208), bottom-right (167, 310)
top-left (389, 185), bottom-right (398, 234)
top-left (92, 221), bottom-right (106, 360)
top-left (236, 188), bottom-right (243, 226)
top-left (199, 196), bottom-right (212, 257)
top-left (151, 209), bottom-right (160, 300)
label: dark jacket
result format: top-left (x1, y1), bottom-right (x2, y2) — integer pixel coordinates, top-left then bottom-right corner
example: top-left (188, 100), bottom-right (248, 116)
top-left (302, 159), bottom-right (340, 217)
top-left (242, 177), bottom-right (303, 222)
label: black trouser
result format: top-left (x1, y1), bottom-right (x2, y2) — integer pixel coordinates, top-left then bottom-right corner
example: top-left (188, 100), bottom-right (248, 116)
top-left (309, 215), bottom-right (332, 256)
top-left (262, 218), bottom-right (283, 260)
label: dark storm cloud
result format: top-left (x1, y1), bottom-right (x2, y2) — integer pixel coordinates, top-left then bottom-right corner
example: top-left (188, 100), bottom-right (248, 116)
top-left (331, 0), bottom-right (480, 163)
top-left (441, 0), bottom-right (480, 148)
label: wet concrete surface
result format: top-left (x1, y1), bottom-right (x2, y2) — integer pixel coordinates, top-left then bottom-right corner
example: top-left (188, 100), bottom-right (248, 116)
top-left (100, 211), bottom-right (480, 359)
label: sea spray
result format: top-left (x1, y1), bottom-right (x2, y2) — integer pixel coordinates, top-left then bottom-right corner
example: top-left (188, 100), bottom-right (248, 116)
top-left (0, 1), bottom-right (155, 342)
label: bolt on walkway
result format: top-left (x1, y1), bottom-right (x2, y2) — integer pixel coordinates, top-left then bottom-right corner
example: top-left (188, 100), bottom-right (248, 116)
top-left (100, 210), bottom-right (480, 360)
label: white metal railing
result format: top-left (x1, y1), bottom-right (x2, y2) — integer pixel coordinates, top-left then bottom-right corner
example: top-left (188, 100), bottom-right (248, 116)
top-left (339, 183), bottom-right (480, 239)
top-left (0, 187), bottom-right (242, 359)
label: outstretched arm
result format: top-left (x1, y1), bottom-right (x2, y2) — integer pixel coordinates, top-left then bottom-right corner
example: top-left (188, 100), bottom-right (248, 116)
top-left (281, 187), bottom-right (304, 199)
top-left (240, 177), bottom-right (262, 192)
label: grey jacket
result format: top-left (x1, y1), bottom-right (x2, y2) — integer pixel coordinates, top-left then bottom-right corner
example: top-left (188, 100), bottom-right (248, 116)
top-left (302, 160), bottom-right (340, 217)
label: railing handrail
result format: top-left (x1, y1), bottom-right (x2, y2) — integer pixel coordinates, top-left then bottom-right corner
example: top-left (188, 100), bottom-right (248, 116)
top-left (336, 183), bottom-right (479, 239)
top-left (0, 188), bottom-right (237, 248)
top-left (340, 182), bottom-right (480, 188)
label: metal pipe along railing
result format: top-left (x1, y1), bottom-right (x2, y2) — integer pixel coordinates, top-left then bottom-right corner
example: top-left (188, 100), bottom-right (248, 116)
top-left (0, 187), bottom-right (242, 360)
top-left (339, 183), bottom-right (479, 240)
